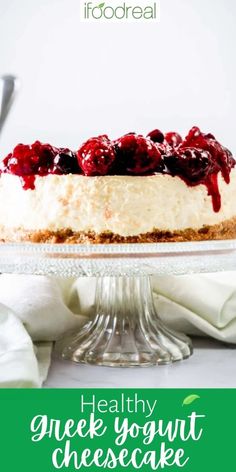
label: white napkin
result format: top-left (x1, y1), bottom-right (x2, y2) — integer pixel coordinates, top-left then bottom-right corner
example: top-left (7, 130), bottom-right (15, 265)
top-left (0, 272), bottom-right (236, 388)
top-left (152, 272), bottom-right (236, 343)
top-left (0, 275), bottom-right (84, 388)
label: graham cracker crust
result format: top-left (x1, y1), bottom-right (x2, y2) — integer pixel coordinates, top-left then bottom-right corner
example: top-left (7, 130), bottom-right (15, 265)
top-left (0, 217), bottom-right (236, 243)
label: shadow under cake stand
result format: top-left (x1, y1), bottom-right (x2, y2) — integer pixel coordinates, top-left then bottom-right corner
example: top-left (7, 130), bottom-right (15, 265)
top-left (0, 240), bottom-right (236, 367)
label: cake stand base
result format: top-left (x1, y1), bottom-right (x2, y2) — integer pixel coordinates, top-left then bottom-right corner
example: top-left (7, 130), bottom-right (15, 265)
top-left (56, 276), bottom-right (192, 367)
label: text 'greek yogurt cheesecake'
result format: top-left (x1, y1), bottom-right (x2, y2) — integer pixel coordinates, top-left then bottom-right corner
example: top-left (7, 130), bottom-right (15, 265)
top-left (0, 126), bottom-right (235, 243)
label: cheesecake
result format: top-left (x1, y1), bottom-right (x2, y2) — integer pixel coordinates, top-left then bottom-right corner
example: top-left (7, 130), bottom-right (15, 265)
top-left (0, 126), bottom-right (235, 243)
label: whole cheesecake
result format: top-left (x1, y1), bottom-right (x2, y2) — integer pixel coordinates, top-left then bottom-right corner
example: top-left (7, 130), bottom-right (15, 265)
top-left (0, 126), bottom-right (235, 243)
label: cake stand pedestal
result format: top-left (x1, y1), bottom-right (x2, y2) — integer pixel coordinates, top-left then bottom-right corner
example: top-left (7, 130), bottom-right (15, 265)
top-left (57, 276), bottom-right (191, 366)
top-left (0, 240), bottom-right (235, 367)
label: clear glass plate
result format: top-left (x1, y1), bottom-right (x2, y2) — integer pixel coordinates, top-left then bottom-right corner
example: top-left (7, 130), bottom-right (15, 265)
top-left (1, 239), bottom-right (236, 367)
top-left (0, 239), bottom-right (236, 276)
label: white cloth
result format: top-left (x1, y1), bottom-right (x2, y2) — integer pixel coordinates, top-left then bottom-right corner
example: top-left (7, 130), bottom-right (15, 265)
top-left (0, 273), bottom-right (236, 388)
top-left (152, 272), bottom-right (236, 343)
top-left (0, 275), bottom-right (84, 388)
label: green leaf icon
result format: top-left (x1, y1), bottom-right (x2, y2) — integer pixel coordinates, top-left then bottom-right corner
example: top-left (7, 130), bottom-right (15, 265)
top-left (182, 394), bottom-right (200, 406)
top-left (97, 2), bottom-right (105, 7)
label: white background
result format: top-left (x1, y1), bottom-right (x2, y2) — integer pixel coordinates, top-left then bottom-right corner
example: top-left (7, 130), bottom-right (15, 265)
top-left (0, 0), bottom-right (235, 156)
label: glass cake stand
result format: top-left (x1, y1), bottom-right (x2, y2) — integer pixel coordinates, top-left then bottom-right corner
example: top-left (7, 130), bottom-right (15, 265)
top-left (0, 239), bottom-right (236, 367)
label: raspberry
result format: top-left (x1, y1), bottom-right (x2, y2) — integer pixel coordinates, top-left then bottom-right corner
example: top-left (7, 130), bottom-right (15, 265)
top-left (77, 135), bottom-right (116, 176)
top-left (165, 132), bottom-right (182, 148)
top-left (114, 134), bottom-right (162, 174)
top-left (147, 129), bottom-right (164, 144)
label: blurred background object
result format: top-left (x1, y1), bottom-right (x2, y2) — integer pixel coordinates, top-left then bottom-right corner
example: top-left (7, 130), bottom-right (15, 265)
top-left (0, 75), bottom-right (19, 138)
top-left (0, 0), bottom-right (235, 154)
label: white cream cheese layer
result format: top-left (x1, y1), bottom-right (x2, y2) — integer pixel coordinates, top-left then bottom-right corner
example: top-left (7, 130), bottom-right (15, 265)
top-left (0, 170), bottom-right (236, 236)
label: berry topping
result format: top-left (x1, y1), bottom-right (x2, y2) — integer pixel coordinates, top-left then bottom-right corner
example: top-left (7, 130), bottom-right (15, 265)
top-left (165, 132), bottom-right (182, 148)
top-left (1, 141), bottom-right (56, 176)
top-left (1, 128), bottom-right (234, 213)
top-left (1, 141), bottom-right (81, 177)
top-left (77, 135), bottom-right (116, 176)
top-left (52, 149), bottom-right (79, 174)
top-left (147, 129), bottom-right (164, 144)
top-left (179, 126), bottom-right (235, 182)
top-left (0, 141), bottom-right (80, 189)
top-left (164, 148), bottom-right (217, 183)
top-left (114, 134), bottom-right (162, 174)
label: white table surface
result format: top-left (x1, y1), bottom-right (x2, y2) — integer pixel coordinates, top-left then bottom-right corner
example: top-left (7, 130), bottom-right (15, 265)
top-left (44, 338), bottom-right (236, 388)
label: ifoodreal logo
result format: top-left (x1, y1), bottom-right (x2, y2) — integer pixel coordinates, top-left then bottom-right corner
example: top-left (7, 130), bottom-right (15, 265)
top-left (80, 1), bottom-right (160, 22)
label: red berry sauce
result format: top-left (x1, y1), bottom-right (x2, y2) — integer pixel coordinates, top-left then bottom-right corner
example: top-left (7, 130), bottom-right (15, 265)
top-left (0, 127), bottom-right (235, 212)
top-left (0, 141), bottom-right (79, 190)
